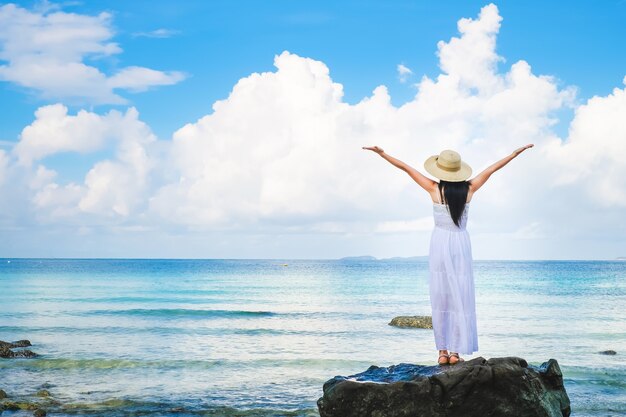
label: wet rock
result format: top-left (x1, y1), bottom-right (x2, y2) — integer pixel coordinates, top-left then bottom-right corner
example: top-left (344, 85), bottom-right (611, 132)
top-left (598, 350), bottom-right (617, 355)
top-left (1, 400), bottom-right (38, 411)
top-left (389, 315), bottom-right (433, 329)
top-left (0, 339), bottom-right (38, 358)
top-left (0, 389), bottom-right (7, 399)
top-left (10, 340), bottom-right (32, 348)
top-left (317, 356), bottom-right (571, 417)
top-left (0, 340), bottom-right (31, 348)
top-left (34, 409), bottom-right (47, 417)
top-left (36, 390), bottom-right (51, 398)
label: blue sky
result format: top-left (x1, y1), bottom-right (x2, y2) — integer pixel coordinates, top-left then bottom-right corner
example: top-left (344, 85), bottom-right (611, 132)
top-left (1, 1), bottom-right (625, 259)
top-left (3, 0), bottom-right (625, 143)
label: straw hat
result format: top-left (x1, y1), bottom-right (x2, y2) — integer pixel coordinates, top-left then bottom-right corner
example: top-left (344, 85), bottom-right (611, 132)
top-left (424, 150), bottom-right (472, 182)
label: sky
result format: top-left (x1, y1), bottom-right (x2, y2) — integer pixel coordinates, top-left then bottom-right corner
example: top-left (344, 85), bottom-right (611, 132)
top-left (0, 0), bottom-right (625, 260)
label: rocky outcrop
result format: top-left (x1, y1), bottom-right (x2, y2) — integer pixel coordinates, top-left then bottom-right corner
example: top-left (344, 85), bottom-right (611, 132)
top-left (317, 356), bottom-right (570, 417)
top-left (389, 315), bottom-right (432, 329)
top-left (0, 340), bottom-right (38, 358)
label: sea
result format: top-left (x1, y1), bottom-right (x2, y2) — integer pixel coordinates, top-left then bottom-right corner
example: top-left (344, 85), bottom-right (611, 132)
top-left (1, 258), bottom-right (625, 416)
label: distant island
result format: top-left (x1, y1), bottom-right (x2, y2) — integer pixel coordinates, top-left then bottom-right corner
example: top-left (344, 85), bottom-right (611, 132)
top-left (338, 255), bottom-right (377, 261)
top-left (617, 257), bottom-right (626, 261)
top-left (338, 255), bottom-right (428, 261)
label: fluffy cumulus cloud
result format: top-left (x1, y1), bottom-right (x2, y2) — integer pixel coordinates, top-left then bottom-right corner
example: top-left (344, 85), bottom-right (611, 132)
top-left (1, 3), bottom-right (625, 258)
top-left (544, 79), bottom-right (626, 206)
top-left (6, 105), bottom-right (156, 221)
top-left (0, 3), bottom-right (184, 104)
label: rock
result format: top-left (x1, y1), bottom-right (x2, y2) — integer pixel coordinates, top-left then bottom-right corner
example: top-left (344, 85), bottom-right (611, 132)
top-left (317, 356), bottom-right (571, 417)
top-left (598, 350), bottom-right (617, 355)
top-left (0, 339), bottom-right (38, 358)
top-left (11, 349), bottom-right (38, 358)
top-left (0, 389), bottom-right (7, 399)
top-left (36, 390), bottom-right (51, 398)
top-left (389, 315), bottom-right (433, 329)
top-left (1, 401), bottom-right (20, 411)
top-left (34, 409), bottom-right (47, 417)
top-left (0, 340), bottom-right (31, 348)
top-left (0, 344), bottom-right (13, 358)
top-left (0, 400), bottom-right (38, 411)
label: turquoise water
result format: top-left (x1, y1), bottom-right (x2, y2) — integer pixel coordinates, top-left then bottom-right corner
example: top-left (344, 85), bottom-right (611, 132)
top-left (1, 259), bottom-right (625, 416)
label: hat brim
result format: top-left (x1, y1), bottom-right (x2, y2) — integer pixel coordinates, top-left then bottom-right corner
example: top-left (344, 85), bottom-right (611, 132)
top-left (424, 155), bottom-right (472, 182)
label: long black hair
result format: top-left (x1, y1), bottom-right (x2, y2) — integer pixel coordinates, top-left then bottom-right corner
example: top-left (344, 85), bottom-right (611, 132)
top-left (438, 180), bottom-right (470, 227)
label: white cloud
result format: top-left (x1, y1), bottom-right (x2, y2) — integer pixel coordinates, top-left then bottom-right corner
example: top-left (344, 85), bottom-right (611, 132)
top-left (0, 3), bottom-right (185, 104)
top-left (0, 150), bottom-right (8, 185)
top-left (437, 3), bottom-right (503, 94)
top-left (14, 104), bottom-right (140, 166)
top-left (9, 105), bottom-right (157, 220)
top-left (14, 104), bottom-right (108, 166)
top-left (376, 217), bottom-right (433, 233)
top-left (1, 3), bottom-right (625, 259)
top-left (132, 28), bottom-right (180, 38)
top-left (544, 79), bottom-right (626, 206)
top-left (397, 64), bottom-right (413, 83)
top-left (77, 110), bottom-right (156, 217)
top-left (108, 66), bottom-right (186, 92)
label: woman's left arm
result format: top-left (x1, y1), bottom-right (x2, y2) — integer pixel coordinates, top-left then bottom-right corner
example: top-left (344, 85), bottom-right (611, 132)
top-left (362, 146), bottom-right (436, 192)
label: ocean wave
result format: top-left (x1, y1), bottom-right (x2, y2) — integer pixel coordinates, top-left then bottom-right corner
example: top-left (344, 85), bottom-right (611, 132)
top-left (0, 325), bottom-right (361, 338)
top-left (4, 396), bottom-right (320, 417)
top-left (0, 357), bottom-right (372, 371)
top-left (76, 308), bottom-right (279, 318)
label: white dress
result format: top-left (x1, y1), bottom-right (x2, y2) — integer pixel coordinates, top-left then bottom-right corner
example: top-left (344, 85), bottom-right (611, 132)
top-left (428, 201), bottom-right (479, 355)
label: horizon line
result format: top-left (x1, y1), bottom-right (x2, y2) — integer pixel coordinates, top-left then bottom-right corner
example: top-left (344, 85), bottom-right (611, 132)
top-left (1, 256), bottom-right (624, 262)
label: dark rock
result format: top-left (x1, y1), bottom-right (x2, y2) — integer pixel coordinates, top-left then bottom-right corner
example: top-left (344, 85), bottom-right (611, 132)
top-left (1, 401), bottom-right (20, 411)
top-left (1, 400), bottom-right (38, 411)
top-left (12, 349), bottom-right (38, 358)
top-left (36, 390), bottom-right (51, 398)
top-left (317, 356), bottom-right (571, 417)
top-left (0, 339), bottom-right (38, 358)
top-left (0, 344), bottom-right (13, 358)
top-left (0, 339), bottom-right (31, 348)
top-left (34, 409), bottom-right (47, 417)
top-left (389, 315), bottom-right (433, 329)
top-left (0, 389), bottom-right (7, 399)
top-left (598, 350), bottom-right (617, 355)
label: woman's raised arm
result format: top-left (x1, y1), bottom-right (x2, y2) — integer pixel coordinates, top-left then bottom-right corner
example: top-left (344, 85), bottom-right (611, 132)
top-left (362, 146), bottom-right (436, 192)
top-left (469, 144), bottom-right (534, 193)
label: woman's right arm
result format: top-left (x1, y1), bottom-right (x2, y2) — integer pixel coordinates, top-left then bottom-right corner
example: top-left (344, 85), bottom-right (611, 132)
top-left (469, 144), bottom-right (534, 193)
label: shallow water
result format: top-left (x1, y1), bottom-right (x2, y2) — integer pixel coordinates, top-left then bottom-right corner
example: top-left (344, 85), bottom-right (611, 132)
top-left (1, 259), bottom-right (625, 416)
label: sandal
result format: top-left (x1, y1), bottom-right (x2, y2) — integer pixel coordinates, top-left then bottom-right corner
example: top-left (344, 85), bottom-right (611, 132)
top-left (438, 353), bottom-right (449, 365)
top-left (448, 352), bottom-right (464, 364)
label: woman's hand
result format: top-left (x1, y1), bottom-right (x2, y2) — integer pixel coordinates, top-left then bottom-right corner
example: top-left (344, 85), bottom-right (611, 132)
top-left (513, 144), bottom-right (534, 156)
top-left (470, 144), bottom-right (534, 193)
top-left (362, 146), bottom-right (385, 155)
top-left (362, 146), bottom-right (437, 191)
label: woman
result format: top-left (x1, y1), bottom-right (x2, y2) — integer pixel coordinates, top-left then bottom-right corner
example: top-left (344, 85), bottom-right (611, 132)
top-left (362, 144), bottom-right (534, 365)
